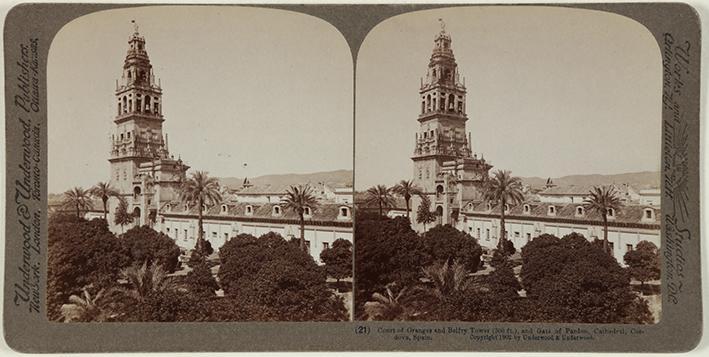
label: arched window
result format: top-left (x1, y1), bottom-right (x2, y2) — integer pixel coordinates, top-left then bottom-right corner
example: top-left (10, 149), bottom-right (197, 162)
top-left (144, 96), bottom-right (151, 113)
top-left (272, 206), bottom-right (281, 216)
top-left (448, 94), bottom-right (455, 111)
top-left (486, 202), bottom-right (492, 211)
top-left (433, 97), bottom-right (437, 110)
top-left (435, 206), bottom-right (443, 216)
top-left (548, 206), bottom-right (556, 215)
top-left (339, 207), bottom-right (349, 218)
top-left (439, 94), bottom-right (445, 110)
top-left (436, 185), bottom-right (444, 198)
top-left (136, 95), bottom-right (142, 113)
top-left (133, 186), bottom-right (141, 199)
top-left (607, 208), bottom-right (616, 218)
top-left (132, 207), bottom-right (141, 218)
top-left (304, 207), bottom-right (312, 216)
top-left (245, 205), bottom-right (253, 215)
top-left (523, 204), bottom-right (531, 214)
top-left (504, 204), bottom-right (510, 213)
top-left (576, 206), bottom-right (585, 216)
top-left (221, 204), bottom-right (228, 214)
top-left (432, 69), bottom-right (437, 78)
top-left (122, 97), bottom-right (127, 113)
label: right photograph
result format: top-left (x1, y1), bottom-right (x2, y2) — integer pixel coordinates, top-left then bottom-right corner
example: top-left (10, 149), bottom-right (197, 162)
top-left (354, 7), bottom-right (662, 323)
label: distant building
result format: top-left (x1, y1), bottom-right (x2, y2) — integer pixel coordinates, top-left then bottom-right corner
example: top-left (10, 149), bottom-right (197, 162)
top-left (323, 183), bottom-right (354, 204)
top-left (639, 188), bottom-right (661, 206)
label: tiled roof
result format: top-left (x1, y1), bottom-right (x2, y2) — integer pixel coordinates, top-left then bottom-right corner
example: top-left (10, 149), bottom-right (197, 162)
top-left (539, 185), bottom-right (596, 196)
top-left (162, 201), bottom-right (351, 223)
top-left (233, 184), bottom-right (290, 195)
top-left (539, 184), bottom-right (633, 197)
top-left (462, 200), bottom-right (660, 226)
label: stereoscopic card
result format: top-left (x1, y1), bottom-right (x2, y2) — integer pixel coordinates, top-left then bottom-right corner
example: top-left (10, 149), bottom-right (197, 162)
top-left (2, 2), bottom-right (703, 353)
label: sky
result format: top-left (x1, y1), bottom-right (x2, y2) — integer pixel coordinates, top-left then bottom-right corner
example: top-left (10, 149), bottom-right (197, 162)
top-left (355, 6), bottom-right (662, 190)
top-left (48, 6), bottom-right (352, 193)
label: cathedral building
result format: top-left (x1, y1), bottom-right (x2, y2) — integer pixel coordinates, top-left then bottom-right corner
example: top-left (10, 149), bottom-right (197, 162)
top-left (80, 26), bottom-right (352, 262)
top-left (408, 23), bottom-right (660, 264)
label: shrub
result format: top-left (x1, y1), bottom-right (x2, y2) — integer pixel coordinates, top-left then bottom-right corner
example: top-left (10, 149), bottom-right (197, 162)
top-left (420, 224), bottom-right (482, 273)
top-left (120, 225), bottom-right (181, 273)
top-left (132, 289), bottom-right (214, 322)
top-left (502, 239), bottom-right (516, 255)
top-left (47, 218), bottom-right (130, 320)
top-left (218, 232), bottom-right (347, 321)
top-left (624, 241), bottom-right (661, 286)
top-left (320, 238), bottom-right (352, 282)
top-left (186, 262), bottom-right (219, 298)
top-left (520, 232), bottom-right (652, 323)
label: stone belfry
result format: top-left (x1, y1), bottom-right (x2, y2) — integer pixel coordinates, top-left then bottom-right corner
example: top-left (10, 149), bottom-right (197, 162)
top-left (109, 22), bottom-right (188, 226)
top-left (412, 20), bottom-right (492, 227)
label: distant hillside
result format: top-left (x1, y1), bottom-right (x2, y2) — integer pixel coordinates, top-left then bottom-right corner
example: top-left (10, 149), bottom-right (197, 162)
top-left (218, 169), bottom-right (353, 189)
top-left (521, 171), bottom-right (660, 189)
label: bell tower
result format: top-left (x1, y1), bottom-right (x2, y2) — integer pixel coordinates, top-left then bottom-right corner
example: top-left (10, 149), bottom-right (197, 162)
top-left (109, 23), bottom-right (166, 194)
top-left (412, 21), bottom-right (492, 227)
top-left (108, 23), bottom-right (188, 226)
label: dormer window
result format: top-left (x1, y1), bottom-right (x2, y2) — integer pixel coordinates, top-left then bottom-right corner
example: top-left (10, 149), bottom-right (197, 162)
top-left (272, 206), bottom-right (281, 216)
top-left (339, 207), bottom-right (350, 219)
top-left (523, 204), bottom-right (531, 214)
top-left (304, 207), bottom-right (312, 216)
top-left (504, 204), bottom-right (510, 213)
top-left (575, 206), bottom-right (585, 217)
top-left (643, 208), bottom-right (654, 220)
top-left (245, 205), bottom-right (253, 216)
top-left (221, 204), bottom-right (228, 214)
top-left (548, 206), bottom-right (556, 215)
top-left (607, 208), bottom-right (616, 218)
top-left (486, 202), bottom-right (492, 211)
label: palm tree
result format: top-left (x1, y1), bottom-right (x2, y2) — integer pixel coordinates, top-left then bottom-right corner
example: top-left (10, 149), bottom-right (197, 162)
top-left (120, 261), bottom-right (172, 302)
top-left (89, 181), bottom-right (120, 219)
top-left (60, 288), bottom-right (108, 322)
top-left (483, 170), bottom-right (524, 250)
top-left (363, 285), bottom-right (410, 321)
top-left (113, 198), bottom-right (133, 233)
top-left (365, 185), bottom-right (395, 217)
top-left (416, 195), bottom-right (437, 231)
top-left (283, 184), bottom-right (319, 252)
top-left (392, 180), bottom-right (423, 218)
top-left (584, 185), bottom-right (624, 255)
top-left (61, 187), bottom-right (94, 219)
top-left (422, 259), bottom-right (471, 300)
top-left (179, 171), bottom-right (222, 253)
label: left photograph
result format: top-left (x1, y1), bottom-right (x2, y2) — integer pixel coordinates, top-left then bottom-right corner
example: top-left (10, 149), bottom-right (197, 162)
top-left (47, 6), bottom-right (354, 322)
